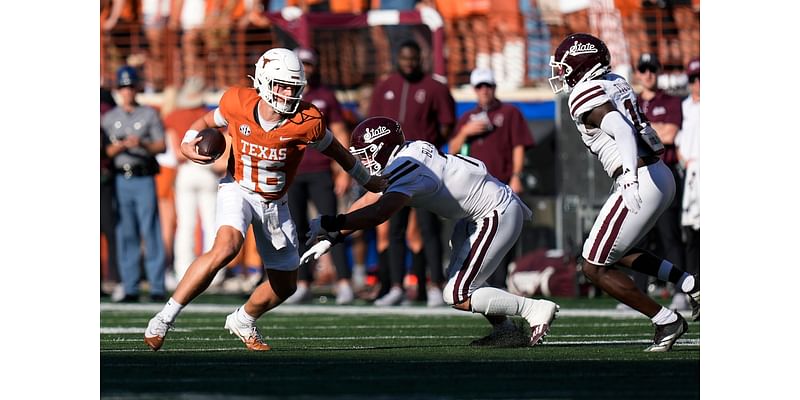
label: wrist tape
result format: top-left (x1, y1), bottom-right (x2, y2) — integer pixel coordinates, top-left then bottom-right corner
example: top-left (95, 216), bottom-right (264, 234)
top-left (347, 161), bottom-right (371, 186)
top-left (182, 129), bottom-right (199, 144)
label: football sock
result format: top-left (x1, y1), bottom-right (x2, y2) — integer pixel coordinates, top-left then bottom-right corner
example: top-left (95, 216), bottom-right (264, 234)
top-left (160, 297), bottom-right (184, 324)
top-left (651, 307), bottom-right (678, 325)
top-left (632, 252), bottom-right (695, 291)
top-left (470, 287), bottom-right (532, 317)
top-left (235, 306), bottom-right (257, 325)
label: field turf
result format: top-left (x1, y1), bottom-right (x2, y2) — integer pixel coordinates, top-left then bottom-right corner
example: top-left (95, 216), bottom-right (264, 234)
top-left (100, 296), bottom-right (699, 399)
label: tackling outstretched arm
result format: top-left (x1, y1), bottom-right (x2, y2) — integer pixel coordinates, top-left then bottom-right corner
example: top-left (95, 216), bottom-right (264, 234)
top-left (300, 191), bottom-right (410, 265)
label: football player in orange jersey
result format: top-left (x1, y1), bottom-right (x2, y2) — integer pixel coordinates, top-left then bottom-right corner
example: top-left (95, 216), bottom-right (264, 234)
top-left (145, 48), bottom-right (387, 351)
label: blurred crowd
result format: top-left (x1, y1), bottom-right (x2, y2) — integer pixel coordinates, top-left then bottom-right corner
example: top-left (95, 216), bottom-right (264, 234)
top-left (100, 0), bottom-right (700, 92)
top-left (100, 0), bottom-right (700, 308)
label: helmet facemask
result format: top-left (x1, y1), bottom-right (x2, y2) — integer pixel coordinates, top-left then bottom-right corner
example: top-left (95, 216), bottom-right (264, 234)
top-left (548, 54), bottom-right (571, 94)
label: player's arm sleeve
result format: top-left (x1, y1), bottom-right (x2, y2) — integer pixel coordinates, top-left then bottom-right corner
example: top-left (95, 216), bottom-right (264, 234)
top-left (213, 108), bottom-right (228, 126)
top-left (600, 110), bottom-right (640, 178)
top-left (339, 191), bottom-right (411, 231)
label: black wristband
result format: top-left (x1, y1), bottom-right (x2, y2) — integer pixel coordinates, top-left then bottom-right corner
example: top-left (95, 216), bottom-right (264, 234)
top-left (320, 214), bottom-right (346, 232)
top-left (326, 231), bottom-right (345, 245)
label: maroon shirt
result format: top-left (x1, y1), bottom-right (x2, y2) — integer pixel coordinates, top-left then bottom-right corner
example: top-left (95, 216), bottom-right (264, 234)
top-left (454, 100), bottom-right (534, 184)
top-left (368, 73), bottom-right (455, 147)
top-left (637, 90), bottom-right (683, 166)
top-left (297, 85), bottom-right (346, 174)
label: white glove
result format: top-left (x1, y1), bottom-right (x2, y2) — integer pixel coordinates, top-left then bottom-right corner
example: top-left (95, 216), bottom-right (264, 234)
top-left (306, 217), bottom-right (323, 246)
top-left (618, 170), bottom-right (642, 214)
top-left (299, 239), bottom-right (333, 266)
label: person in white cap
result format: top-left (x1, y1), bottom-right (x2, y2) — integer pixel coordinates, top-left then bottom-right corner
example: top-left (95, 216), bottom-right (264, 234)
top-left (448, 67), bottom-right (535, 295)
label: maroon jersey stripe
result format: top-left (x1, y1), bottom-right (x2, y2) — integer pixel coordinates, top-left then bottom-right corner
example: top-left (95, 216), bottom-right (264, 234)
top-left (460, 211), bottom-right (499, 301)
top-left (588, 196), bottom-right (623, 263)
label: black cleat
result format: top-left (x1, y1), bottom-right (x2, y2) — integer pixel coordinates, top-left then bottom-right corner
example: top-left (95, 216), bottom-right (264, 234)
top-left (688, 275), bottom-right (700, 321)
top-left (644, 313), bottom-right (688, 352)
top-left (470, 320), bottom-right (529, 348)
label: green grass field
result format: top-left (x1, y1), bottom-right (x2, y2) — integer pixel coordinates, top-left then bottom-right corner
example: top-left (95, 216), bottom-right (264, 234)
top-left (100, 296), bottom-right (699, 399)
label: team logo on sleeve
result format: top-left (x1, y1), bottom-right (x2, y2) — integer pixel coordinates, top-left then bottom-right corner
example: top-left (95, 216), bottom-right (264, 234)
top-left (239, 124), bottom-right (251, 136)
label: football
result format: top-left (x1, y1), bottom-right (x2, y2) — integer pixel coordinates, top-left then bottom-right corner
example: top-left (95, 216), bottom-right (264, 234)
top-left (195, 128), bottom-right (226, 161)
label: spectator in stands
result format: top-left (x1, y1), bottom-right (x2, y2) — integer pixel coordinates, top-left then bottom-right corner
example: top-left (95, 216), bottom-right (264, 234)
top-left (141, 0), bottom-right (172, 92)
top-left (238, 0), bottom-right (270, 28)
top-left (368, 39), bottom-right (456, 306)
top-left (101, 87), bottom-right (119, 298)
top-left (370, 0), bottom-right (432, 80)
top-left (448, 67), bottom-right (534, 289)
top-left (171, 0), bottom-right (207, 81)
top-left (101, 66), bottom-right (168, 303)
top-left (675, 57), bottom-right (699, 320)
top-left (204, 0), bottom-right (245, 90)
top-left (164, 78), bottom-right (229, 289)
top-left (284, 47), bottom-right (357, 305)
top-left (436, 0), bottom-right (525, 88)
top-left (154, 86), bottom-right (181, 290)
top-left (633, 52), bottom-right (686, 309)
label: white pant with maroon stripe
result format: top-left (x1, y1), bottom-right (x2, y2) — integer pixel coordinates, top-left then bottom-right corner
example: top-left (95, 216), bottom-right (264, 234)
top-left (582, 161), bottom-right (675, 266)
top-left (443, 197), bottom-right (530, 305)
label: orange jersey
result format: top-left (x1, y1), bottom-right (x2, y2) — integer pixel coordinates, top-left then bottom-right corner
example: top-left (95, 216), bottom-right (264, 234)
top-left (219, 87), bottom-right (326, 200)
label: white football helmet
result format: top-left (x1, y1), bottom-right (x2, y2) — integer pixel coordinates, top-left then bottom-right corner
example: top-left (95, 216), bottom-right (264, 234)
top-left (251, 48), bottom-right (307, 114)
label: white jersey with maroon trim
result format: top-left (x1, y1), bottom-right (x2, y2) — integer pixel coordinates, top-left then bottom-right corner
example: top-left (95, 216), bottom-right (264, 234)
top-left (382, 141), bottom-right (527, 222)
top-left (567, 73), bottom-right (654, 178)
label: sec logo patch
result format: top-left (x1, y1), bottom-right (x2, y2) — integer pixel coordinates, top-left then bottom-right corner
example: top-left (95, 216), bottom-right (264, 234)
top-left (239, 124), bottom-right (251, 136)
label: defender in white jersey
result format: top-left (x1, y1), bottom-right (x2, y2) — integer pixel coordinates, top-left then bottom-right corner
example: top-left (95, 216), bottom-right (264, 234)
top-left (302, 117), bottom-right (559, 347)
top-left (549, 33), bottom-right (699, 351)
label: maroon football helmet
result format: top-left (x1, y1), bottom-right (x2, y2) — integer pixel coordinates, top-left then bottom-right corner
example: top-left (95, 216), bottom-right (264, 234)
top-left (349, 116), bottom-right (405, 176)
top-left (549, 33), bottom-right (611, 94)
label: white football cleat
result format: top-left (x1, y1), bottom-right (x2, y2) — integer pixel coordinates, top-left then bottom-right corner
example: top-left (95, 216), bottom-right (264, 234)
top-left (224, 311), bottom-right (271, 351)
top-left (144, 314), bottom-right (173, 351)
top-left (522, 299), bottom-right (560, 346)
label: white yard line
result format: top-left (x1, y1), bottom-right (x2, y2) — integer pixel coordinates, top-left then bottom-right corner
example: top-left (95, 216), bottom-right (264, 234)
top-left (101, 303), bottom-right (692, 319)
